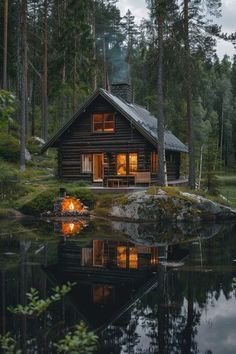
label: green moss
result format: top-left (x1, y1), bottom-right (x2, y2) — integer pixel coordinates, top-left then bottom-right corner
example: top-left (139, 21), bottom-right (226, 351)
top-left (146, 186), bottom-right (160, 195)
top-left (17, 186), bottom-right (95, 216)
top-left (162, 186), bottom-right (181, 197)
top-left (0, 133), bottom-right (20, 162)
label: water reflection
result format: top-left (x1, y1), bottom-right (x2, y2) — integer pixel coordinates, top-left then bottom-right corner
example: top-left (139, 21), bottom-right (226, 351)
top-left (0, 219), bottom-right (235, 354)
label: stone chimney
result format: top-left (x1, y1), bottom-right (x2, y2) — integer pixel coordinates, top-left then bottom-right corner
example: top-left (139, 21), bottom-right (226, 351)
top-left (111, 83), bottom-right (132, 103)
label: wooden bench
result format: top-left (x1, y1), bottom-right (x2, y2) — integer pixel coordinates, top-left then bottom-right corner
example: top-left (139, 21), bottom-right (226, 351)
top-left (106, 178), bottom-right (128, 187)
top-left (134, 172), bottom-right (151, 186)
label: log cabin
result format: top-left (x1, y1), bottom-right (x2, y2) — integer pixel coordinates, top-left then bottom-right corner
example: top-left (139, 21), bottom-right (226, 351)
top-left (42, 83), bottom-right (188, 185)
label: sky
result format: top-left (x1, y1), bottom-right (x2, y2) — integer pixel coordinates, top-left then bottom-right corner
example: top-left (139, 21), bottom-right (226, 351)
top-left (117, 0), bottom-right (236, 60)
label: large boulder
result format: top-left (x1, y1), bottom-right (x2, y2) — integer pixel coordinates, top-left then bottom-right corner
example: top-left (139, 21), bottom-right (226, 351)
top-left (110, 189), bottom-right (236, 222)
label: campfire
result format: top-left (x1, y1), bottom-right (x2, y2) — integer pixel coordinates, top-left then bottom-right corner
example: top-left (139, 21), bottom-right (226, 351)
top-left (53, 188), bottom-right (89, 217)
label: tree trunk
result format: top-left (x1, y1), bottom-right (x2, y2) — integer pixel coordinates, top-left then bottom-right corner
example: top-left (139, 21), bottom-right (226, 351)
top-left (72, 44), bottom-right (77, 113)
top-left (30, 0), bottom-right (37, 136)
top-left (92, 0), bottom-right (97, 90)
top-left (19, 0), bottom-right (27, 171)
top-left (157, 14), bottom-right (167, 186)
top-left (3, 0), bottom-right (8, 89)
top-left (184, 0), bottom-right (195, 189)
top-left (42, 0), bottom-right (48, 142)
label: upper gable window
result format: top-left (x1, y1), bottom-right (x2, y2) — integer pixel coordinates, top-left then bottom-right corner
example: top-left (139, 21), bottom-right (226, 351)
top-left (93, 113), bottom-right (115, 132)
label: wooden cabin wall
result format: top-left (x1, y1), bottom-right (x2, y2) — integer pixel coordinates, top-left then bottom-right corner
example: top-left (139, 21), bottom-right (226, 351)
top-left (166, 151), bottom-right (180, 181)
top-left (56, 95), bottom-right (180, 182)
top-left (58, 96), bottom-right (151, 181)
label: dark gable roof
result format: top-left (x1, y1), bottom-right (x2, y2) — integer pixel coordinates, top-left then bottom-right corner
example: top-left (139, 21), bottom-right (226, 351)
top-left (42, 88), bottom-right (188, 153)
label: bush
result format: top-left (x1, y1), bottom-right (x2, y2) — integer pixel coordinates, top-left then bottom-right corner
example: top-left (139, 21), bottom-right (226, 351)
top-left (0, 160), bottom-right (21, 200)
top-left (66, 186), bottom-right (95, 207)
top-left (19, 189), bottom-right (57, 215)
top-left (0, 133), bottom-right (20, 162)
top-left (19, 186), bottom-right (95, 216)
top-left (26, 137), bottom-right (45, 154)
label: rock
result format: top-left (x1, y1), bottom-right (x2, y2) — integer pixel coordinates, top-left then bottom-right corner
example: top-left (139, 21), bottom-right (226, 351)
top-left (110, 189), bottom-right (236, 222)
top-left (25, 148), bottom-right (31, 161)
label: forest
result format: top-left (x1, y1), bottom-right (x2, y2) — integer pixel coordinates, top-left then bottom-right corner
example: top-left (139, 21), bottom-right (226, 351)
top-left (0, 0), bottom-right (236, 189)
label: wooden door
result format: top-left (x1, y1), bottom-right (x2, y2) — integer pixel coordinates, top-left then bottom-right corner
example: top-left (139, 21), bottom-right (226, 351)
top-left (93, 154), bottom-right (103, 181)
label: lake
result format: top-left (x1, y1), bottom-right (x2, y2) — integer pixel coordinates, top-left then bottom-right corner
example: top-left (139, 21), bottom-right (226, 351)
top-left (0, 218), bottom-right (235, 353)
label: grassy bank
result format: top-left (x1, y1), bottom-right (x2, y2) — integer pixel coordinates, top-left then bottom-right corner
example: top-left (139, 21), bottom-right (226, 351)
top-left (218, 174), bottom-right (236, 208)
top-left (1, 152), bottom-right (235, 216)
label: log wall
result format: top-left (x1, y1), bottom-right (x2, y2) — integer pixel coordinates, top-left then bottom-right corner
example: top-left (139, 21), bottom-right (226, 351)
top-left (57, 96), bottom-right (180, 182)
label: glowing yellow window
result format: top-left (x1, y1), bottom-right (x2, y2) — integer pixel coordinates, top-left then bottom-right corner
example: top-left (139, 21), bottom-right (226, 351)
top-left (117, 154), bottom-right (127, 175)
top-left (104, 113), bottom-right (115, 132)
top-left (116, 153), bottom-right (138, 175)
top-left (151, 151), bottom-right (158, 173)
top-left (129, 153), bottom-right (137, 175)
top-left (93, 113), bottom-right (115, 132)
top-left (93, 114), bottom-right (103, 132)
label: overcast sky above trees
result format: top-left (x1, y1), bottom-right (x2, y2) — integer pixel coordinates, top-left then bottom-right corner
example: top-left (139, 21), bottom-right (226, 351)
top-left (117, 0), bottom-right (236, 59)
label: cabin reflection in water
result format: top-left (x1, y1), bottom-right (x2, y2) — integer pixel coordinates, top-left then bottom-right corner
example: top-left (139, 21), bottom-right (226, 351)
top-left (46, 239), bottom-right (162, 330)
top-left (60, 239), bottom-right (159, 270)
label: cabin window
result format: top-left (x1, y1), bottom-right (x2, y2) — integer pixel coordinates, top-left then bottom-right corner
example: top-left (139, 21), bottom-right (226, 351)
top-left (129, 153), bottom-right (138, 175)
top-left (93, 113), bottom-right (115, 132)
top-left (81, 154), bottom-right (92, 173)
top-left (116, 153), bottom-right (138, 175)
top-left (116, 154), bottom-right (127, 175)
top-left (151, 151), bottom-right (158, 173)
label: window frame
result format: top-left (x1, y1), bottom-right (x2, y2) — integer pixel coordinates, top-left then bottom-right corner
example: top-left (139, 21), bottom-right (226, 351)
top-left (81, 154), bottom-right (92, 173)
top-left (151, 151), bottom-right (158, 173)
top-left (116, 153), bottom-right (138, 176)
top-left (92, 113), bottom-right (115, 133)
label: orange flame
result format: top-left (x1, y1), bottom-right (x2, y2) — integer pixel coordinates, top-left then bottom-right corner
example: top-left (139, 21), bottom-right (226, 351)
top-left (61, 220), bottom-right (87, 236)
top-left (61, 197), bottom-right (83, 213)
top-left (69, 202), bottom-right (75, 211)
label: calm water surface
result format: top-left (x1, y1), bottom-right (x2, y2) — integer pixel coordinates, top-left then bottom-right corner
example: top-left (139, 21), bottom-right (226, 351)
top-left (0, 218), bottom-right (235, 354)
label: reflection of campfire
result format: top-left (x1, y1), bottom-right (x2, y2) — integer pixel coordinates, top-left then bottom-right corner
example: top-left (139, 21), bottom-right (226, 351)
top-left (61, 219), bottom-right (88, 236)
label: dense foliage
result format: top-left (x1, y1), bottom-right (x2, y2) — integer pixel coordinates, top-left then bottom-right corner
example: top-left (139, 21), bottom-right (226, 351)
top-left (0, 0), bottom-right (235, 184)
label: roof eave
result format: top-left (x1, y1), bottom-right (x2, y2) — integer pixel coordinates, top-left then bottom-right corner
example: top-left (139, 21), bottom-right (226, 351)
top-left (41, 89), bottom-right (101, 153)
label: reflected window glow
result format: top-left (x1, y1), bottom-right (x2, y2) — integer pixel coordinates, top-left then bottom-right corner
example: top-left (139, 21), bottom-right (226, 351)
top-left (93, 285), bottom-right (113, 304)
top-left (93, 240), bottom-right (104, 266)
top-left (117, 246), bottom-right (138, 269)
top-left (151, 247), bottom-right (159, 265)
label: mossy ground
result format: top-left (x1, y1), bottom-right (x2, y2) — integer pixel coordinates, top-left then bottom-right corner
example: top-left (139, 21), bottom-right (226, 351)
top-left (0, 151), bottom-right (235, 217)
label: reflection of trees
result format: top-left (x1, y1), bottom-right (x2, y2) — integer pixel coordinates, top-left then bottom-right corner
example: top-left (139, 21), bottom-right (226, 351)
top-left (100, 224), bottom-right (236, 353)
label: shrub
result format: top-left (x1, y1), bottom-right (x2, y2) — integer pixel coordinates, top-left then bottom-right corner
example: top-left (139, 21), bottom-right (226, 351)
top-left (26, 137), bottom-right (45, 154)
top-left (54, 322), bottom-right (97, 354)
top-left (0, 160), bottom-right (21, 200)
top-left (19, 189), bottom-right (57, 215)
top-left (0, 133), bottom-right (20, 162)
top-left (67, 186), bottom-right (95, 208)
